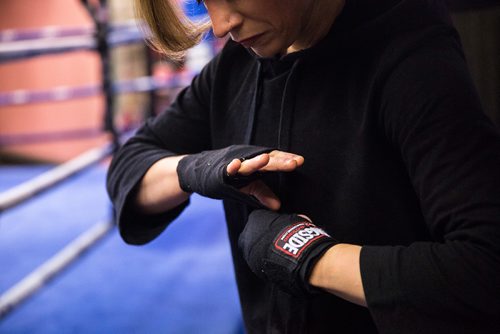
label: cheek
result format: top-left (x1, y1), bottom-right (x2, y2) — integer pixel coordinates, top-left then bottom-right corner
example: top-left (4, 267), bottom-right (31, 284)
top-left (272, 19), bottom-right (299, 47)
top-left (268, 7), bottom-right (302, 40)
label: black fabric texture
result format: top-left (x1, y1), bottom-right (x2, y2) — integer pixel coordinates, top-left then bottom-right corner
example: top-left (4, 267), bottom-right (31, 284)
top-left (176, 145), bottom-right (274, 207)
top-left (238, 210), bottom-right (337, 296)
top-left (106, 0), bottom-right (500, 332)
top-left (105, 122), bottom-right (190, 245)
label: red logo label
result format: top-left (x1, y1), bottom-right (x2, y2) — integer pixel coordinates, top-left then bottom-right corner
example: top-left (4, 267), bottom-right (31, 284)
top-left (274, 222), bottom-right (330, 259)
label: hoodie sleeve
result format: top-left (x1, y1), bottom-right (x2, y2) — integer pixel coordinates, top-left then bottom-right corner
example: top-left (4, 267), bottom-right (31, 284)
top-left (360, 34), bottom-right (500, 332)
top-left (106, 54), bottom-right (218, 245)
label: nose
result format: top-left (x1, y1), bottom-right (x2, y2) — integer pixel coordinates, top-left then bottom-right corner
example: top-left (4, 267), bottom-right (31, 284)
top-left (206, 2), bottom-right (243, 38)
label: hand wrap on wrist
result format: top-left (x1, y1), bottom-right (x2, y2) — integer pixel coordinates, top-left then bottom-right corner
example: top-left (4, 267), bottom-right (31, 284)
top-left (239, 209), bottom-right (338, 296)
top-left (177, 145), bottom-right (274, 207)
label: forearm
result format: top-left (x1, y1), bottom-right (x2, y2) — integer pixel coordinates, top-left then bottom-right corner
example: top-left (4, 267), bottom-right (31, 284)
top-left (309, 244), bottom-right (367, 307)
top-left (134, 155), bottom-right (190, 214)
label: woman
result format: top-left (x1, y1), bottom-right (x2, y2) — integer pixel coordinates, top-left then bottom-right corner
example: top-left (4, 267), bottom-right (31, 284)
top-left (107, 0), bottom-right (500, 332)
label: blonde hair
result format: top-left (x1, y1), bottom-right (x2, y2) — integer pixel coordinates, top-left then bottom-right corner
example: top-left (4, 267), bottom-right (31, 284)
top-left (135, 0), bottom-right (211, 60)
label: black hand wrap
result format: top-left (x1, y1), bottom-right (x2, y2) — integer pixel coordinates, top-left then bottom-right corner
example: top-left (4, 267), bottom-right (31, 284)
top-left (239, 209), bottom-right (338, 296)
top-left (177, 145), bottom-right (274, 207)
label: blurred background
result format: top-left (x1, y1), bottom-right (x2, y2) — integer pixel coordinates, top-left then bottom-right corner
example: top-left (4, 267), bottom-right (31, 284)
top-left (0, 0), bottom-right (498, 333)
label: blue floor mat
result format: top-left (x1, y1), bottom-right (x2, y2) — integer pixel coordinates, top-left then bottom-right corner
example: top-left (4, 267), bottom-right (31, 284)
top-left (0, 165), bottom-right (243, 333)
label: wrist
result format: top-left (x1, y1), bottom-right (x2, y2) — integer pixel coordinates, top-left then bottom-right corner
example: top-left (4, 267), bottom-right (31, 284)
top-left (308, 244), bottom-right (339, 289)
top-left (308, 243), bottom-right (367, 306)
top-left (135, 155), bottom-right (189, 214)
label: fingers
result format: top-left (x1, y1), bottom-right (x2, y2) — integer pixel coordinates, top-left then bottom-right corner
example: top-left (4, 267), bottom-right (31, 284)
top-left (229, 154), bottom-right (270, 177)
top-left (226, 158), bottom-right (242, 176)
top-left (234, 150), bottom-right (304, 176)
top-left (240, 180), bottom-right (281, 210)
top-left (265, 150), bottom-right (305, 172)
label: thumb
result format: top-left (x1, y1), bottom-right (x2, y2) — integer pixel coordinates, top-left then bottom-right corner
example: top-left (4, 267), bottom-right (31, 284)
top-left (240, 180), bottom-right (281, 211)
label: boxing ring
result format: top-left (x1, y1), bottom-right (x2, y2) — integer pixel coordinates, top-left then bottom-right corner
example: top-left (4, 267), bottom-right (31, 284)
top-left (2, 1), bottom-right (496, 332)
top-left (0, 1), bottom-right (242, 332)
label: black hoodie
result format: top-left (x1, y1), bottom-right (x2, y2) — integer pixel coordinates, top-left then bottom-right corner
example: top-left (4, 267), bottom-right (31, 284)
top-left (107, 0), bottom-right (500, 332)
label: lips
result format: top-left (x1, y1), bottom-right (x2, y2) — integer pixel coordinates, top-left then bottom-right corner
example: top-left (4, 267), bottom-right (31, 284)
top-left (237, 32), bottom-right (265, 48)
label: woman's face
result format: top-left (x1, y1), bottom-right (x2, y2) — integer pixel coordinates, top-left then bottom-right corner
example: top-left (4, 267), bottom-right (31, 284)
top-left (202, 0), bottom-right (312, 57)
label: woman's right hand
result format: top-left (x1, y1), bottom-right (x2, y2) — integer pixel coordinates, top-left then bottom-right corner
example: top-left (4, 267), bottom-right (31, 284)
top-left (226, 150), bottom-right (304, 210)
top-left (136, 147), bottom-right (304, 214)
top-left (226, 150), bottom-right (304, 176)
top-left (177, 145), bottom-right (304, 209)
